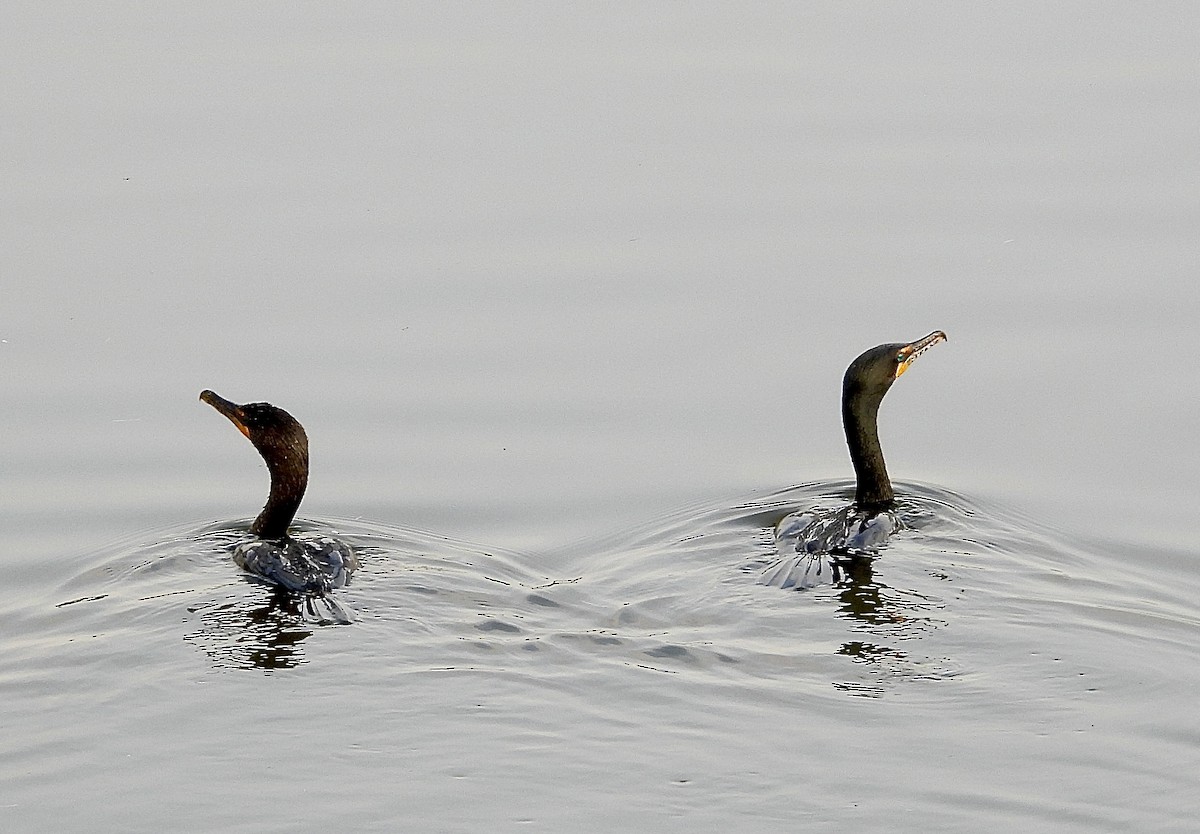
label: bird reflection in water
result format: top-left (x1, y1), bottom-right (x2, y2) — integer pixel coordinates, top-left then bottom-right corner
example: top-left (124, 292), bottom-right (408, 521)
top-left (826, 552), bottom-right (952, 694)
top-left (185, 587), bottom-right (315, 670)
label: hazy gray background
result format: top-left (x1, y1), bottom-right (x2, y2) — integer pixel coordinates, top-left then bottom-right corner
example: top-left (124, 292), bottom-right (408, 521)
top-left (3, 4), bottom-right (1199, 831)
top-left (6, 3), bottom-right (1197, 554)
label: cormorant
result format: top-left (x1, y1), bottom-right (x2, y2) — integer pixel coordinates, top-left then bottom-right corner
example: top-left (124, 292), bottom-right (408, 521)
top-left (765, 331), bottom-right (947, 588)
top-left (200, 390), bottom-right (357, 616)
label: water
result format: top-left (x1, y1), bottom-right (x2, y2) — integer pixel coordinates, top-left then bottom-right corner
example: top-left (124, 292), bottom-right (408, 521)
top-left (6, 486), bottom-right (1198, 830)
top-left (4, 4), bottom-right (1200, 831)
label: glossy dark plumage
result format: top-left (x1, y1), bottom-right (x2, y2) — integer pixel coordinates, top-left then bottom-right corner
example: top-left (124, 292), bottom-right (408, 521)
top-left (201, 390), bottom-right (358, 608)
top-left (767, 331), bottom-right (946, 588)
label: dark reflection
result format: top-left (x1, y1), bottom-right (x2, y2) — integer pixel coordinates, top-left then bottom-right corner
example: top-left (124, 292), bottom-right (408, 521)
top-left (831, 556), bottom-right (898, 664)
top-left (825, 554), bottom-right (950, 690)
top-left (838, 640), bottom-right (906, 662)
top-left (184, 587), bottom-right (313, 670)
top-left (830, 554), bottom-right (944, 633)
top-left (833, 641), bottom-right (908, 698)
top-left (831, 554), bottom-right (886, 623)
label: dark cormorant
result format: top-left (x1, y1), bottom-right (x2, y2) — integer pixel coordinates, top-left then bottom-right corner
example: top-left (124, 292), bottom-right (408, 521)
top-left (200, 390), bottom-right (357, 616)
top-left (765, 331), bottom-right (947, 588)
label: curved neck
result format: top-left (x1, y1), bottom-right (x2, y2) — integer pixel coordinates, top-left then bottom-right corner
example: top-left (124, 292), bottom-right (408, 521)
top-left (842, 393), bottom-right (894, 512)
top-left (250, 448), bottom-right (308, 540)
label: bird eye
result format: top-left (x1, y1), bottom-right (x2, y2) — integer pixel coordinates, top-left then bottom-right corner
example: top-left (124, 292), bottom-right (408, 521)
top-left (896, 351), bottom-right (908, 363)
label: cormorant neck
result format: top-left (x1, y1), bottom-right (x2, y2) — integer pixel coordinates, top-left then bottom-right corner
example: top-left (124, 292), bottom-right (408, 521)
top-left (843, 390), bottom-right (894, 513)
top-left (249, 444), bottom-right (308, 540)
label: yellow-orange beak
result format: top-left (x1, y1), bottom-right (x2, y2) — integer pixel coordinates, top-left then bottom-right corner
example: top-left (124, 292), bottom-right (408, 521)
top-left (895, 330), bottom-right (947, 379)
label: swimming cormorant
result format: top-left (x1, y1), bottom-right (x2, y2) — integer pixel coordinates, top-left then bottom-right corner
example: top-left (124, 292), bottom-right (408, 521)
top-left (200, 390), bottom-right (357, 614)
top-left (765, 331), bottom-right (946, 588)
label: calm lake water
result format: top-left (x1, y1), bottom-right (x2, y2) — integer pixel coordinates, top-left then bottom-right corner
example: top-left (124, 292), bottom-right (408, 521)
top-left (4, 4), bottom-right (1199, 832)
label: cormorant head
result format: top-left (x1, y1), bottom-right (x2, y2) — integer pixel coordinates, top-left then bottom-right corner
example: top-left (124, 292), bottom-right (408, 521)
top-left (843, 331), bottom-right (947, 410)
top-left (200, 390), bottom-right (309, 469)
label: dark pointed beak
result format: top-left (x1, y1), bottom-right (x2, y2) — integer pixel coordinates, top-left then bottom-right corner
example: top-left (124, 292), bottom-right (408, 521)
top-left (200, 389), bottom-right (251, 438)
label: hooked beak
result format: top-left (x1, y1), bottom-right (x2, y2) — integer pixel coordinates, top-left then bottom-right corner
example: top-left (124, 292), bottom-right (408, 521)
top-left (895, 330), bottom-right (947, 379)
top-left (200, 389), bottom-right (251, 439)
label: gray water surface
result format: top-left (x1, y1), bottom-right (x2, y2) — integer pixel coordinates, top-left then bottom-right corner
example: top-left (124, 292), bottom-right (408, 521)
top-left (7, 485), bottom-right (1198, 830)
top-left (4, 4), bottom-right (1199, 831)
